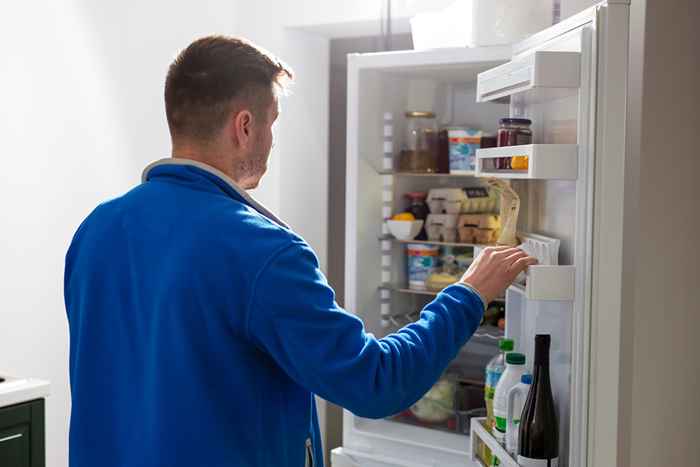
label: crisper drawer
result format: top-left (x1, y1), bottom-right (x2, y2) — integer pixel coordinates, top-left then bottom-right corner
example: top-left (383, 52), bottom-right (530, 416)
top-left (331, 446), bottom-right (481, 467)
top-left (0, 399), bottom-right (45, 467)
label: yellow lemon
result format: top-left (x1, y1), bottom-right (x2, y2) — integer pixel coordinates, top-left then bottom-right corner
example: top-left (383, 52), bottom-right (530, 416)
top-left (392, 212), bottom-right (415, 221)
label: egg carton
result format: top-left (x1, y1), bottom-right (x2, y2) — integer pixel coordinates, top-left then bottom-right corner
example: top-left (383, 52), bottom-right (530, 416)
top-left (427, 187), bottom-right (499, 215)
top-left (426, 188), bottom-right (467, 214)
top-left (461, 187), bottom-right (499, 214)
top-left (457, 214), bottom-right (501, 244)
top-left (425, 214), bottom-right (459, 242)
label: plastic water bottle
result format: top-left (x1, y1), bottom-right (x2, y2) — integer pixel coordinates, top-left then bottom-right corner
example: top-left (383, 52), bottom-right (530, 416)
top-left (506, 373), bottom-right (533, 455)
top-left (484, 338), bottom-right (514, 431)
top-left (481, 338), bottom-right (514, 464)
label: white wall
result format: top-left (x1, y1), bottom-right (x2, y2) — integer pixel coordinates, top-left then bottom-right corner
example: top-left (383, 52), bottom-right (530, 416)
top-left (281, 0), bottom-right (454, 37)
top-left (232, 1), bottom-right (330, 270)
top-left (229, 3), bottom-right (331, 461)
top-left (0, 1), bottom-right (333, 465)
top-left (0, 2), bottom-right (236, 466)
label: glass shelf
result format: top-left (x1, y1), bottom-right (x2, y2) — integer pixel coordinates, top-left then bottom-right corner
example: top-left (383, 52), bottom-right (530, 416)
top-left (379, 236), bottom-right (494, 249)
top-left (377, 170), bottom-right (477, 178)
top-left (379, 283), bottom-right (505, 302)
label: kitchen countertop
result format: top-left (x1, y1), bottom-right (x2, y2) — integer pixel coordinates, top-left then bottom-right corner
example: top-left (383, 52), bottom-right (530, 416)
top-left (0, 376), bottom-right (50, 408)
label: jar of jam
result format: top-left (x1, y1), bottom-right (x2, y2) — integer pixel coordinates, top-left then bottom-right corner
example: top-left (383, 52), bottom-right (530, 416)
top-left (497, 118), bottom-right (533, 169)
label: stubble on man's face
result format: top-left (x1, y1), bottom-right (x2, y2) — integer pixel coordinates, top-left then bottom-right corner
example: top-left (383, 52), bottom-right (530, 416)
top-left (234, 101), bottom-right (278, 190)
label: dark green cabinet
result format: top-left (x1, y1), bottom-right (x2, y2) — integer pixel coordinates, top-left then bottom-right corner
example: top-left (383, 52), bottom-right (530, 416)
top-left (0, 399), bottom-right (45, 467)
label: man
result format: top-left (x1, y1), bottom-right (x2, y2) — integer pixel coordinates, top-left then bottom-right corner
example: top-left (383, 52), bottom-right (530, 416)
top-left (64, 36), bottom-right (536, 467)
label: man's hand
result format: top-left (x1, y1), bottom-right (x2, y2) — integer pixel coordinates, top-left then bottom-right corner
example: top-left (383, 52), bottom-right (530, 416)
top-left (461, 246), bottom-right (538, 304)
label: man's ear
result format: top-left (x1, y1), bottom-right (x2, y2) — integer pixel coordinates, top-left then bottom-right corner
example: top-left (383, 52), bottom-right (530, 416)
top-left (232, 110), bottom-right (253, 149)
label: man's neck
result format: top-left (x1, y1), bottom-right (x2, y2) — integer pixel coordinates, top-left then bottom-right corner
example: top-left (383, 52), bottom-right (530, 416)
top-left (171, 146), bottom-right (238, 184)
top-left (171, 141), bottom-right (260, 190)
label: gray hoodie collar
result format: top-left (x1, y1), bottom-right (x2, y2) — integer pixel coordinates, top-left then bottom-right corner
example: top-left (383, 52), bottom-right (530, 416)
top-left (142, 158), bottom-right (288, 229)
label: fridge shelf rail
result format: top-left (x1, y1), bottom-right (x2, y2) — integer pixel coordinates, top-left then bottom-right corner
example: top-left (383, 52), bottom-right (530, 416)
top-left (475, 144), bottom-right (578, 180)
top-left (476, 50), bottom-right (581, 104)
top-left (375, 168), bottom-right (477, 178)
top-left (470, 417), bottom-right (519, 467)
top-left (379, 283), bottom-right (506, 301)
top-left (508, 265), bottom-right (576, 301)
top-left (379, 283), bottom-right (442, 297)
top-left (387, 237), bottom-right (492, 249)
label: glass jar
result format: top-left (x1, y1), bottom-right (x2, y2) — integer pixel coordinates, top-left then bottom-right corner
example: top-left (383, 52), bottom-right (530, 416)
top-left (496, 118), bottom-right (533, 169)
top-left (399, 111), bottom-right (438, 173)
top-left (405, 192), bottom-right (429, 240)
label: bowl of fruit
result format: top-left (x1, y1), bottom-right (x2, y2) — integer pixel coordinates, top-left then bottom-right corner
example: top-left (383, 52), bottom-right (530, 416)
top-left (386, 213), bottom-right (424, 240)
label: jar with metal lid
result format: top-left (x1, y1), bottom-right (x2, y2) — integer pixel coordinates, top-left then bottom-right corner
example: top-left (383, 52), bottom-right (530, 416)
top-left (399, 111), bottom-right (438, 173)
top-left (496, 118), bottom-right (533, 169)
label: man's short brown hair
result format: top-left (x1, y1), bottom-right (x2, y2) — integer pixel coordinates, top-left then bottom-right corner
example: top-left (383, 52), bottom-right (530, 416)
top-left (165, 36), bottom-right (292, 142)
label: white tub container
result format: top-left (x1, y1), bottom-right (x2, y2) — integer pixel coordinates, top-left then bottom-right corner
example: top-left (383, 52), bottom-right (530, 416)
top-left (410, 0), bottom-right (554, 50)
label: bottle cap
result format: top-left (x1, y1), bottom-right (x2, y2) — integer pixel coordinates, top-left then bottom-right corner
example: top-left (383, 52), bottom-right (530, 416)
top-left (521, 373), bottom-right (533, 385)
top-left (499, 338), bottom-right (514, 351)
top-left (498, 117), bottom-right (532, 125)
top-left (506, 352), bottom-right (525, 365)
top-left (406, 111), bottom-right (435, 118)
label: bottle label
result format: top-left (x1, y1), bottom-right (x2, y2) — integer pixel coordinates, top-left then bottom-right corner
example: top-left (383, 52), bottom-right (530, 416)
top-left (516, 456), bottom-right (559, 467)
top-left (485, 367), bottom-right (504, 389)
top-left (494, 416), bottom-right (518, 433)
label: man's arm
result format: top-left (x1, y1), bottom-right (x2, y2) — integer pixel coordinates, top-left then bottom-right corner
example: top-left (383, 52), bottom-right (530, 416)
top-left (245, 241), bottom-right (533, 419)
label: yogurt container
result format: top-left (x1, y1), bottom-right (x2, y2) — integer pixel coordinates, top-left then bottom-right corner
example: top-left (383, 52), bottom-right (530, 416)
top-left (406, 244), bottom-right (440, 290)
top-left (448, 128), bottom-right (483, 173)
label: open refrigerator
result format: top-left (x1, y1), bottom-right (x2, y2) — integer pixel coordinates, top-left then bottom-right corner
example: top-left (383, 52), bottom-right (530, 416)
top-left (332, 2), bottom-right (630, 466)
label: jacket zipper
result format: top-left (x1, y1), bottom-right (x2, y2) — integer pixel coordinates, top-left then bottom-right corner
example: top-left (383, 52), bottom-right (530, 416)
top-left (305, 437), bottom-right (314, 467)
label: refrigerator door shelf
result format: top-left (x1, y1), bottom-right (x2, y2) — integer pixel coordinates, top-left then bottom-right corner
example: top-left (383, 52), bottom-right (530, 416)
top-left (476, 51), bottom-right (581, 104)
top-left (469, 417), bottom-right (518, 467)
top-left (475, 144), bottom-right (578, 180)
top-left (509, 265), bottom-right (576, 301)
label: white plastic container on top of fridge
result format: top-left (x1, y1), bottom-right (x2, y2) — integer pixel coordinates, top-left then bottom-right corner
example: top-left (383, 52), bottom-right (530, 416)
top-left (337, 2), bottom-right (631, 466)
top-left (410, 0), bottom-right (554, 50)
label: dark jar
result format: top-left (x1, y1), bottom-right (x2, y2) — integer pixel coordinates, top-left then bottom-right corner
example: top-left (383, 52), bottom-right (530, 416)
top-left (405, 192), bottom-right (429, 240)
top-left (496, 118), bottom-right (533, 169)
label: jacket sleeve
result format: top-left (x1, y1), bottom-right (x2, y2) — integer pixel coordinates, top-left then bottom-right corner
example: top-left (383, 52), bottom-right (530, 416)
top-left (246, 241), bottom-right (484, 419)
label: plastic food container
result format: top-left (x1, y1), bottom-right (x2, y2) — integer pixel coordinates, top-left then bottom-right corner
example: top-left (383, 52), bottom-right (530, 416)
top-left (448, 128), bottom-right (482, 173)
top-left (406, 244), bottom-right (440, 290)
top-left (410, 0), bottom-right (554, 50)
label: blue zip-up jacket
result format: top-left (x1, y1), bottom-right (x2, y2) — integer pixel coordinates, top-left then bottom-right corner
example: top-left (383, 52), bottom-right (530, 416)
top-left (64, 159), bottom-right (484, 467)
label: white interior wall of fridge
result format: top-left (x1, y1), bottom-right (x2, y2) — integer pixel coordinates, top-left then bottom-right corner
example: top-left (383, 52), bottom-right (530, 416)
top-left (352, 65), bottom-right (509, 338)
top-left (344, 50), bottom-right (514, 465)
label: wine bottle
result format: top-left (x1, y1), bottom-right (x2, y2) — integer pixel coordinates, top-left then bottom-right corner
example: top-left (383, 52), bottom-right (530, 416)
top-left (517, 334), bottom-right (558, 466)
